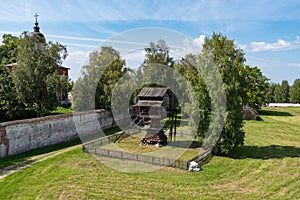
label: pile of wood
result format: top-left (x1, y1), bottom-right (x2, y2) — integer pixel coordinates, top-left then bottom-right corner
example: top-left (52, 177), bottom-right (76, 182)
top-left (141, 129), bottom-right (167, 146)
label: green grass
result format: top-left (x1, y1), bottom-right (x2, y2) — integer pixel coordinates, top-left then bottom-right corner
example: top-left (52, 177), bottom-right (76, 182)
top-left (49, 106), bottom-right (73, 115)
top-left (0, 107), bottom-right (299, 199)
top-left (103, 131), bottom-right (202, 160)
top-left (0, 138), bottom-right (82, 170)
top-left (0, 127), bottom-right (119, 170)
top-left (0, 106), bottom-right (73, 123)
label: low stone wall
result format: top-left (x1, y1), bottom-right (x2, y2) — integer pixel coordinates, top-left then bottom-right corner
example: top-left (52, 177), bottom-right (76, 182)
top-left (0, 109), bottom-right (115, 158)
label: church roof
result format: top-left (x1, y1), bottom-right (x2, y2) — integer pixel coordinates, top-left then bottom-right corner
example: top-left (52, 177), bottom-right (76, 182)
top-left (31, 13), bottom-right (45, 43)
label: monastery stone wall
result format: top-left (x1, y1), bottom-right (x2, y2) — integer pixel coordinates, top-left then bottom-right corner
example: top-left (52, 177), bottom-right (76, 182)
top-left (0, 110), bottom-right (115, 158)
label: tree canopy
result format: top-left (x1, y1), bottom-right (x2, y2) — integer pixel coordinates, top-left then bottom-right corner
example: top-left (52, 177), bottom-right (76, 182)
top-left (13, 32), bottom-right (67, 116)
top-left (0, 31), bottom-right (69, 120)
top-left (0, 64), bottom-right (22, 121)
top-left (0, 30), bottom-right (282, 156)
top-left (290, 79), bottom-right (300, 103)
top-left (200, 33), bottom-right (247, 153)
top-left (143, 36), bottom-right (266, 154)
top-left (138, 40), bottom-right (174, 87)
top-left (175, 53), bottom-right (211, 143)
top-left (73, 46), bottom-right (127, 111)
top-left (244, 65), bottom-right (269, 109)
top-left (0, 34), bottom-right (20, 65)
top-left (272, 80), bottom-right (290, 103)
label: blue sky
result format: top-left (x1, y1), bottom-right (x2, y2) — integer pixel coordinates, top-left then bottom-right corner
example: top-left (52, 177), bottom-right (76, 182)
top-left (1, 0), bottom-right (300, 84)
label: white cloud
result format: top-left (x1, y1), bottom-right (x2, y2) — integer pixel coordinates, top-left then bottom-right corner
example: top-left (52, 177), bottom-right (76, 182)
top-left (48, 34), bottom-right (151, 50)
top-left (238, 44), bottom-right (247, 51)
top-left (0, 31), bottom-right (21, 36)
top-left (249, 37), bottom-right (300, 52)
top-left (47, 34), bottom-right (105, 42)
top-left (288, 63), bottom-right (300, 68)
top-left (181, 34), bottom-right (206, 55)
top-left (63, 42), bottom-right (97, 49)
top-left (63, 50), bottom-right (90, 80)
top-left (234, 40), bottom-right (247, 51)
top-left (65, 50), bottom-right (89, 61)
top-left (2, 0), bottom-right (299, 23)
top-left (120, 35), bottom-right (207, 69)
top-left (192, 35), bottom-right (206, 47)
top-left (121, 49), bottom-right (145, 68)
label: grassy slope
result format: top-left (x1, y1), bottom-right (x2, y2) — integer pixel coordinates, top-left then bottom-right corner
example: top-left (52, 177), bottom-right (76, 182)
top-left (105, 132), bottom-right (202, 161)
top-left (0, 139), bottom-right (82, 169)
top-left (0, 127), bottom-right (119, 170)
top-left (0, 107), bottom-right (299, 199)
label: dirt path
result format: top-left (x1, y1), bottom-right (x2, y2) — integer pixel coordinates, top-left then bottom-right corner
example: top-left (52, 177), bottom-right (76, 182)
top-left (0, 144), bottom-right (81, 180)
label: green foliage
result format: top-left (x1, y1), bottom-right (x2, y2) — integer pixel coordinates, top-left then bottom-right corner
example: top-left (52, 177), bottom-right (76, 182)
top-left (201, 33), bottom-right (246, 154)
top-left (13, 32), bottom-right (67, 116)
top-left (244, 65), bottom-right (270, 109)
top-left (137, 37), bottom-right (250, 154)
top-left (273, 84), bottom-right (281, 102)
top-left (273, 80), bottom-right (290, 103)
top-left (72, 74), bottom-right (95, 111)
top-left (73, 46), bottom-right (127, 111)
top-left (280, 80), bottom-right (290, 102)
top-left (265, 82), bottom-right (278, 103)
top-left (0, 34), bottom-right (22, 121)
top-left (0, 108), bottom-right (300, 199)
top-left (0, 34), bottom-right (20, 65)
top-left (175, 54), bottom-right (211, 143)
top-left (139, 40), bottom-right (174, 87)
top-left (0, 64), bottom-right (23, 121)
top-left (290, 79), bottom-right (300, 103)
top-left (50, 106), bottom-right (73, 115)
top-left (143, 40), bottom-right (174, 67)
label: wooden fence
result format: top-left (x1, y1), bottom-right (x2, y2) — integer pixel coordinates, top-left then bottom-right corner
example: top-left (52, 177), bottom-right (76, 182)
top-left (84, 147), bottom-right (188, 169)
top-left (82, 131), bottom-right (125, 149)
top-left (188, 148), bottom-right (213, 165)
top-left (82, 131), bottom-right (212, 170)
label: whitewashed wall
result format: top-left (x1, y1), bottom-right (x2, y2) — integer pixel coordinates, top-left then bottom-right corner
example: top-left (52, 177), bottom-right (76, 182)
top-left (0, 110), bottom-right (115, 158)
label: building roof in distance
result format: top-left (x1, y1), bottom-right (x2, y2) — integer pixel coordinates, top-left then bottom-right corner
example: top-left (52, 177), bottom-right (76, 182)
top-left (138, 87), bottom-right (168, 97)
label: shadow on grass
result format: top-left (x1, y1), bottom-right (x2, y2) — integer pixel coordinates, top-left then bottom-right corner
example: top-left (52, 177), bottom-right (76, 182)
top-left (163, 116), bottom-right (189, 128)
top-left (167, 140), bottom-right (201, 149)
top-left (259, 110), bottom-right (293, 117)
top-left (255, 116), bottom-right (264, 121)
top-left (227, 145), bottom-right (300, 160)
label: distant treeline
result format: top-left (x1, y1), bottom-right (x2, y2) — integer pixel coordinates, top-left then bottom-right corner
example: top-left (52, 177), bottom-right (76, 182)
top-left (266, 80), bottom-right (300, 104)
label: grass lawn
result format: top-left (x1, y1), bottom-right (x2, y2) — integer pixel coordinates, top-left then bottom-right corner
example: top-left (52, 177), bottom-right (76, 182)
top-left (0, 127), bottom-right (119, 170)
top-left (0, 138), bottom-right (82, 170)
top-left (102, 131), bottom-right (202, 160)
top-left (0, 107), bottom-right (299, 199)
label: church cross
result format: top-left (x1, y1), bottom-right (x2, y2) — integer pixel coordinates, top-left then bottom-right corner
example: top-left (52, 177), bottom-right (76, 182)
top-left (34, 13), bottom-right (39, 23)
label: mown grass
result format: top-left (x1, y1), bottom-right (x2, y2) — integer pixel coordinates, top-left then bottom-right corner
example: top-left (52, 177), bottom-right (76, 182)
top-left (103, 131), bottom-right (202, 161)
top-left (0, 107), bottom-right (299, 199)
top-left (0, 127), bottom-right (119, 170)
top-left (0, 138), bottom-right (81, 170)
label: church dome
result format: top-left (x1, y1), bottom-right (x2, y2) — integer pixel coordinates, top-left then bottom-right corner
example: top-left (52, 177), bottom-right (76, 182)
top-left (31, 13), bottom-right (46, 43)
